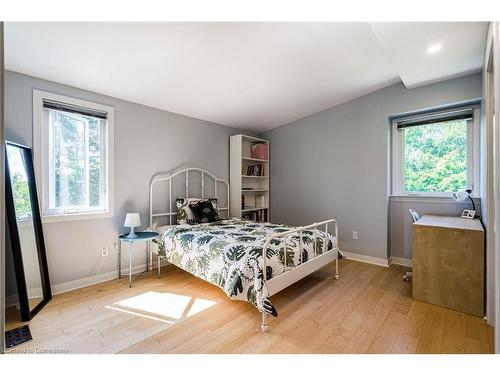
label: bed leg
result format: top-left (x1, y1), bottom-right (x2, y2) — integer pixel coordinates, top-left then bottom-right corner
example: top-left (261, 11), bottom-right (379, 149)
top-left (157, 256), bottom-right (161, 277)
top-left (261, 313), bottom-right (269, 332)
top-left (334, 252), bottom-right (339, 280)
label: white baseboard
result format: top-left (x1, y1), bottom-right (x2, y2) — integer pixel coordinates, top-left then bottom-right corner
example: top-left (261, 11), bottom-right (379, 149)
top-left (6, 264), bottom-right (148, 307)
top-left (389, 256), bottom-right (413, 267)
top-left (51, 264), bottom-right (148, 295)
top-left (5, 295), bottom-right (20, 309)
top-left (341, 251), bottom-right (390, 268)
top-left (27, 286), bottom-right (43, 300)
top-left (7, 287), bottom-right (44, 308)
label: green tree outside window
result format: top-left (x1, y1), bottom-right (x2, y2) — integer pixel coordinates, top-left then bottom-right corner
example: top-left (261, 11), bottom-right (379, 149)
top-left (51, 110), bottom-right (103, 210)
top-left (11, 172), bottom-right (32, 218)
top-left (403, 120), bottom-right (467, 193)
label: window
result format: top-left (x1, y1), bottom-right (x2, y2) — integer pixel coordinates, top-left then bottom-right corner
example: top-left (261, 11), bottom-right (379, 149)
top-left (33, 90), bottom-right (114, 221)
top-left (392, 106), bottom-right (480, 197)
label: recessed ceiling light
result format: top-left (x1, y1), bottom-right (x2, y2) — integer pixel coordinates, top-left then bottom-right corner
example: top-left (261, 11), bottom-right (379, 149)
top-left (427, 44), bottom-right (442, 54)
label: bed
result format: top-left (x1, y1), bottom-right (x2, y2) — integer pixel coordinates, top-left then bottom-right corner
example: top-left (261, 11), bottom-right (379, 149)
top-left (148, 168), bottom-right (340, 331)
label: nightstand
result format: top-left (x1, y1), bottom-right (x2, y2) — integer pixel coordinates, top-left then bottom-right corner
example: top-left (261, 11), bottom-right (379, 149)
top-left (118, 231), bottom-right (159, 287)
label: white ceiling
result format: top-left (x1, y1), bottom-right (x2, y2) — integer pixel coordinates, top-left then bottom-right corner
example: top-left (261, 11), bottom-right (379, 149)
top-left (369, 22), bottom-right (488, 89)
top-left (4, 22), bottom-right (488, 132)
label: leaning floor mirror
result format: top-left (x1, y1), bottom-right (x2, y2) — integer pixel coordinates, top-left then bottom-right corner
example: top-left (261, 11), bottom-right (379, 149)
top-left (5, 141), bottom-right (51, 321)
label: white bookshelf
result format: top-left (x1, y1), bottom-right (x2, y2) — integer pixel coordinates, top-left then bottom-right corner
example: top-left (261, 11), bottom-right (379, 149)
top-left (230, 134), bottom-right (270, 221)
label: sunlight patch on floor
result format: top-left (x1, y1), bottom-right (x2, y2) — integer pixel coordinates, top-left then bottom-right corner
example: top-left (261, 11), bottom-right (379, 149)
top-left (105, 291), bottom-right (216, 323)
top-left (187, 297), bottom-right (216, 317)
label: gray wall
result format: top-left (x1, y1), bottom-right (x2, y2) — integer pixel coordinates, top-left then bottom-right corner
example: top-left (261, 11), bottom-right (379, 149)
top-left (3, 69), bottom-right (484, 298)
top-left (263, 73), bottom-right (482, 261)
top-left (4, 70), bottom-right (242, 291)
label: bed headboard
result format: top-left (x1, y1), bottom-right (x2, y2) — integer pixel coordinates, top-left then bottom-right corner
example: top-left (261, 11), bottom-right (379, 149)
top-left (149, 167), bottom-right (230, 228)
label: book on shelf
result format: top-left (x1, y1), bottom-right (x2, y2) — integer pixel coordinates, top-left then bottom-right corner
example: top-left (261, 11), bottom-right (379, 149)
top-left (242, 208), bottom-right (266, 222)
top-left (255, 194), bottom-right (265, 208)
top-left (242, 212), bottom-right (255, 221)
top-left (241, 164), bottom-right (265, 177)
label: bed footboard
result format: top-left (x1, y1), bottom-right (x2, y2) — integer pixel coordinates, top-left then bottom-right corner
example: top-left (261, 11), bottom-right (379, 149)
top-left (260, 219), bottom-right (340, 331)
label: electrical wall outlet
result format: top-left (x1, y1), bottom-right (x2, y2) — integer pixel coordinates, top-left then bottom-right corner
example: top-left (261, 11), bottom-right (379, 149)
top-left (352, 231), bottom-right (358, 240)
top-left (101, 247), bottom-right (109, 257)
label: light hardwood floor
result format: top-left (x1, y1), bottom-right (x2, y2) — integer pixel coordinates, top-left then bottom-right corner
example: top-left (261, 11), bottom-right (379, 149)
top-left (5, 259), bottom-right (494, 354)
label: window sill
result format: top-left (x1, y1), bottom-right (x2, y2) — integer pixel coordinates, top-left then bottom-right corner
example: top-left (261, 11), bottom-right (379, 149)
top-left (389, 195), bottom-right (480, 204)
top-left (41, 210), bottom-right (114, 224)
top-left (17, 217), bottom-right (34, 228)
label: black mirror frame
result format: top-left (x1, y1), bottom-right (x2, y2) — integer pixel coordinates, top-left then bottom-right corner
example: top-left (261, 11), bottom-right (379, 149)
top-left (5, 141), bottom-right (51, 321)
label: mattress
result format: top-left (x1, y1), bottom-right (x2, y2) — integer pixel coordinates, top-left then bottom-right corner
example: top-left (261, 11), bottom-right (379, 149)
top-left (158, 218), bottom-right (336, 316)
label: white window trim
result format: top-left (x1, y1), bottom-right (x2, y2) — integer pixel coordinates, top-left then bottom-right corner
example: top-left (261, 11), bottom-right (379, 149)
top-left (391, 106), bottom-right (481, 198)
top-left (33, 89), bottom-right (115, 223)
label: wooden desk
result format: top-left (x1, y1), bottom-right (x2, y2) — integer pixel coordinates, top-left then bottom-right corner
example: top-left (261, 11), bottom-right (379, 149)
top-left (412, 215), bottom-right (484, 317)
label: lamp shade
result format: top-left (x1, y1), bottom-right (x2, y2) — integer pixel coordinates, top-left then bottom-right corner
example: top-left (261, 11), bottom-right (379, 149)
top-left (124, 213), bottom-right (141, 228)
top-left (452, 189), bottom-right (476, 213)
top-left (452, 191), bottom-right (469, 202)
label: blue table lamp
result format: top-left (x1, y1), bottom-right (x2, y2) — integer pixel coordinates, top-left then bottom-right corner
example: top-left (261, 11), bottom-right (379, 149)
top-left (124, 213), bottom-right (141, 238)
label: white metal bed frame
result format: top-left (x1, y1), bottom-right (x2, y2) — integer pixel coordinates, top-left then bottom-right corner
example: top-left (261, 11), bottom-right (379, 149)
top-left (149, 167), bottom-right (340, 331)
top-left (149, 167), bottom-right (230, 226)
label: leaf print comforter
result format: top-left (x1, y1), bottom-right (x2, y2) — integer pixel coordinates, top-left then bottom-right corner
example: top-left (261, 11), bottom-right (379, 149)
top-left (158, 218), bottom-right (337, 316)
